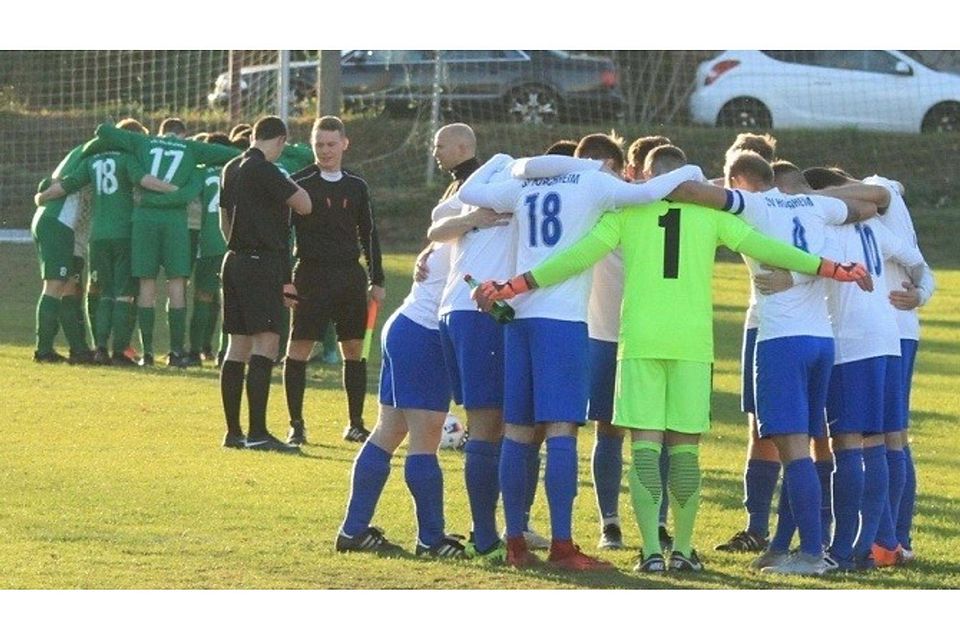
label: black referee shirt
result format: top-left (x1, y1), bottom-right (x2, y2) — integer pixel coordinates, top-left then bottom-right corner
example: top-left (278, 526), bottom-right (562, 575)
top-left (441, 157), bottom-right (480, 201)
top-left (220, 147), bottom-right (299, 280)
top-left (289, 166), bottom-right (384, 286)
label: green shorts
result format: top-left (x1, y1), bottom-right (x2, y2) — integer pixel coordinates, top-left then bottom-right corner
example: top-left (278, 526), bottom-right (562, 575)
top-left (89, 238), bottom-right (136, 298)
top-left (192, 254), bottom-right (223, 295)
top-left (613, 358), bottom-right (713, 434)
top-left (32, 216), bottom-right (76, 281)
top-left (131, 208), bottom-right (190, 278)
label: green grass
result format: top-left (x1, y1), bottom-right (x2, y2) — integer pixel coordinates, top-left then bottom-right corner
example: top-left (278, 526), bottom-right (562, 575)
top-left (1, 243), bottom-right (958, 589)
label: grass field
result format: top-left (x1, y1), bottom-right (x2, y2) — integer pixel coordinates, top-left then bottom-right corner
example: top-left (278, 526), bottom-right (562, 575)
top-left (1, 240), bottom-right (958, 590)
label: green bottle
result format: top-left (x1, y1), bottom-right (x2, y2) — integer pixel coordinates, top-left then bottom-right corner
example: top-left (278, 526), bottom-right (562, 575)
top-left (464, 274), bottom-right (515, 324)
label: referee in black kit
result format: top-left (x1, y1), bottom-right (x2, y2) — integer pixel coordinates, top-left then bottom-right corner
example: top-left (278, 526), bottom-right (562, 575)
top-left (283, 116), bottom-right (385, 446)
top-left (219, 116), bottom-right (311, 452)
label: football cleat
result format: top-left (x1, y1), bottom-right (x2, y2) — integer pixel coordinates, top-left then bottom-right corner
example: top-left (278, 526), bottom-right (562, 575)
top-left (824, 549), bottom-right (875, 572)
top-left (33, 350), bottom-right (67, 364)
top-left (182, 351), bottom-right (203, 368)
top-left (634, 552), bottom-right (667, 573)
top-left (244, 432), bottom-right (300, 454)
top-left (750, 548), bottom-right (790, 572)
top-left (522, 528), bottom-right (550, 550)
top-left (899, 547), bottom-right (915, 564)
top-left (870, 543), bottom-right (903, 568)
top-left (598, 523), bottom-right (624, 550)
top-left (343, 423), bottom-right (371, 443)
top-left (111, 351), bottom-right (138, 367)
top-left (761, 551), bottom-right (831, 575)
top-left (287, 419), bottom-right (307, 446)
top-left (68, 349), bottom-right (96, 365)
top-left (715, 529), bottom-right (769, 553)
top-left (668, 549), bottom-right (704, 572)
top-left (335, 526), bottom-right (404, 555)
top-left (222, 432), bottom-right (246, 449)
top-left (165, 352), bottom-right (186, 368)
top-left (416, 535), bottom-right (468, 559)
top-left (139, 353), bottom-right (155, 367)
top-left (92, 347), bottom-right (112, 366)
top-left (548, 540), bottom-right (614, 571)
top-left (465, 539), bottom-right (507, 564)
top-left (505, 535), bottom-right (541, 568)
top-left (659, 525), bottom-right (674, 552)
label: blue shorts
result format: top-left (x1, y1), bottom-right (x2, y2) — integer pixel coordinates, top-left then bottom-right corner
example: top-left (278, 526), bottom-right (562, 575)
top-left (826, 356), bottom-right (888, 436)
top-left (900, 339), bottom-right (918, 428)
top-left (883, 355), bottom-right (906, 433)
top-left (755, 336), bottom-right (833, 438)
top-left (379, 311), bottom-right (451, 412)
top-left (588, 338), bottom-right (617, 423)
top-left (439, 310), bottom-right (504, 410)
top-left (504, 318), bottom-right (589, 426)
top-left (740, 327), bottom-right (758, 414)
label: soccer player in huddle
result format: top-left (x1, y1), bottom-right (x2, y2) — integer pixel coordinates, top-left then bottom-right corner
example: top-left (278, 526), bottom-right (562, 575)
top-left (336, 193), bottom-right (466, 558)
top-left (668, 152), bottom-right (877, 574)
top-left (477, 144), bottom-right (871, 573)
top-left (797, 167), bottom-right (934, 568)
top-left (90, 118), bottom-right (239, 367)
top-left (714, 132), bottom-right (786, 554)
top-left (460, 135), bottom-right (703, 570)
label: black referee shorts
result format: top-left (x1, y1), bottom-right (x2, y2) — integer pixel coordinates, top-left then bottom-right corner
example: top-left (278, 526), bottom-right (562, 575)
top-left (221, 250), bottom-right (284, 336)
top-left (290, 260), bottom-right (367, 342)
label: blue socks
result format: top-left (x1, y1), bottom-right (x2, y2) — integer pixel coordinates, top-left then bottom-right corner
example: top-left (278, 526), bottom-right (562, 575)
top-left (523, 445), bottom-right (541, 531)
top-left (405, 454), bottom-right (445, 548)
top-left (545, 436), bottom-right (578, 542)
top-left (784, 458), bottom-right (823, 556)
top-left (854, 445), bottom-right (889, 559)
top-left (464, 438), bottom-right (501, 551)
top-left (831, 448), bottom-right (864, 560)
top-left (744, 459), bottom-right (780, 537)
top-left (592, 433), bottom-right (623, 521)
top-left (875, 447), bottom-right (907, 550)
top-left (896, 445), bottom-right (917, 549)
top-left (499, 438), bottom-right (532, 539)
top-left (342, 441), bottom-right (392, 537)
top-left (770, 473), bottom-right (795, 553)
top-left (815, 459), bottom-right (835, 545)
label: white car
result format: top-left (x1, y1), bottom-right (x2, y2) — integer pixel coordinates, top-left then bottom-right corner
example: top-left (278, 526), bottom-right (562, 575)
top-left (689, 50), bottom-right (960, 133)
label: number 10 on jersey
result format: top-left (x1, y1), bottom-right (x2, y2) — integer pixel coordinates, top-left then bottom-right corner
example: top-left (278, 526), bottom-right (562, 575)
top-left (524, 192), bottom-right (563, 247)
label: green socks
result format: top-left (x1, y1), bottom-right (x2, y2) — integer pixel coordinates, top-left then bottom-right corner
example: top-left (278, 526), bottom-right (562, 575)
top-left (168, 306), bottom-right (187, 355)
top-left (189, 300), bottom-right (213, 353)
top-left (138, 306), bottom-right (155, 355)
top-left (627, 440), bottom-right (665, 558)
top-left (36, 294), bottom-right (61, 354)
top-left (94, 297), bottom-right (114, 349)
top-left (667, 444), bottom-right (702, 556)
top-left (60, 295), bottom-right (88, 352)
top-left (112, 301), bottom-right (134, 353)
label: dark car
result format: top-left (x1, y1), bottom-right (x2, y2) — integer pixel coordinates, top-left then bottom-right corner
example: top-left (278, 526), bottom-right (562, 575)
top-left (208, 50), bottom-right (623, 124)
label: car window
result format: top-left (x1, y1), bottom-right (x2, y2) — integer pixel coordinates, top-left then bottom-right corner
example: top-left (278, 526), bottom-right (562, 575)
top-left (761, 51), bottom-right (816, 65)
top-left (808, 50), bottom-right (902, 74)
top-left (862, 50), bottom-right (903, 74)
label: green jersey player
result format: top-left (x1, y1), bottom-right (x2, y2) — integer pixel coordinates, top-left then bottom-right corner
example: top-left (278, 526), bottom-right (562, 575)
top-left (90, 118), bottom-right (238, 366)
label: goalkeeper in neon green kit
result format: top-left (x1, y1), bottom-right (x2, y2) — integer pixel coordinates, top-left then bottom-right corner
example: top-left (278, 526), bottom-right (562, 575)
top-left (474, 150), bottom-right (871, 573)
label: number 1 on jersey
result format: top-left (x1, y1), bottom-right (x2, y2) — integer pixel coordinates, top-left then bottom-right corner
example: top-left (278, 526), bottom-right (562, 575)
top-left (658, 208), bottom-right (681, 279)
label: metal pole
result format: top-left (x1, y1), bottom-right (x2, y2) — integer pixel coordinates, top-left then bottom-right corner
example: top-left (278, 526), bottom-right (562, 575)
top-left (228, 50), bottom-right (241, 123)
top-left (318, 50), bottom-right (341, 117)
top-left (278, 49), bottom-right (291, 122)
top-left (425, 50), bottom-right (443, 186)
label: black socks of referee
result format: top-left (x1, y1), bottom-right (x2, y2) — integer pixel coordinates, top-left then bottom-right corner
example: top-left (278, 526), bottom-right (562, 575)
top-left (344, 359), bottom-right (367, 428)
top-left (284, 358), bottom-right (308, 422)
top-left (246, 355), bottom-right (274, 439)
top-left (221, 360), bottom-right (245, 437)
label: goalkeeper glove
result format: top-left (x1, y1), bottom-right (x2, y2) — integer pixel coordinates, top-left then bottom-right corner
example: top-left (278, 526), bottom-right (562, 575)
top-left (478, 273), bottom-right (536, 301)
top-left (817, 259), bottom-right (873, 292)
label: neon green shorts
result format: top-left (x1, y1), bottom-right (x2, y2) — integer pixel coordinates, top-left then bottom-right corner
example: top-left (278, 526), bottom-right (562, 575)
top-left (613, 358), bottom-right (713, 434)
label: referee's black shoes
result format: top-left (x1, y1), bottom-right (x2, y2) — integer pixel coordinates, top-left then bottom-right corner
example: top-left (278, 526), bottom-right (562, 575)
top-left (343, 424), bottom-right (371, 443)
top-left (222, 432), bottom-right (246, 449)
top-left (245, 432), bottom-right (300, 454)
top-left (287, 419), bottom-right (307, 446)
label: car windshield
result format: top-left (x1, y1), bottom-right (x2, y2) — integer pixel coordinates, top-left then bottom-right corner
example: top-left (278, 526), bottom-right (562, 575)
top-left (900, 51), bottom-right (960, 74)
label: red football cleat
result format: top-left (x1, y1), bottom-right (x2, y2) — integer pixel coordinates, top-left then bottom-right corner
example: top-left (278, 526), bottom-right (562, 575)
top-left (506, 535), bottom-right (540, 568)
top-left (548, 540), bottom-right (614, 571)
top-left (871, 543), bottom-right (903, 568)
